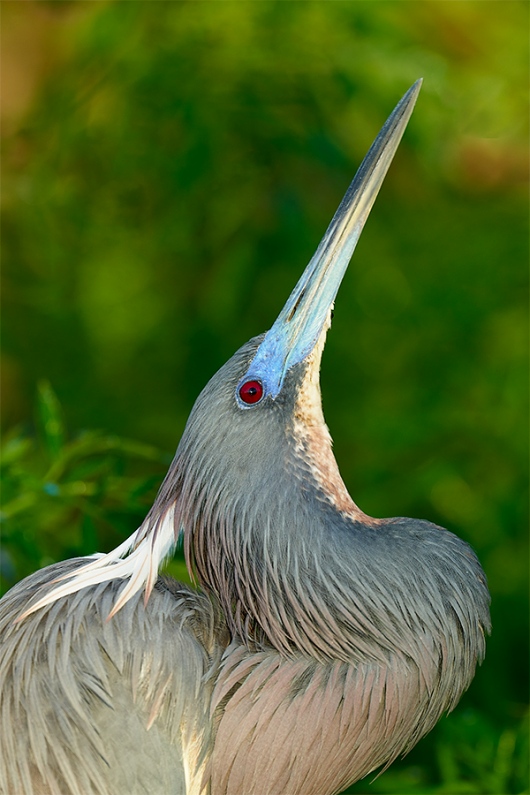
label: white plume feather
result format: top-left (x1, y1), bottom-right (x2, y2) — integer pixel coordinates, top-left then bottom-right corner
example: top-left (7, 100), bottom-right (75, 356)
top-left (16, 506), bottom-right (177, 622)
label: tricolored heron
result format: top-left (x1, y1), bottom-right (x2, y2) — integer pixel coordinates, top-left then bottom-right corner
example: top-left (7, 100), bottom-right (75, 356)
top-left (0, 80), bottom-right (490, 795)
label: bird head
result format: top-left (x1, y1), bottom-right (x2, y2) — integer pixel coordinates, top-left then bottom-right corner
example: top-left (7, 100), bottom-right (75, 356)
top-left (170, 80), bottom-right (423, 523)
top-left (173, 79), bottom-right (422, 498)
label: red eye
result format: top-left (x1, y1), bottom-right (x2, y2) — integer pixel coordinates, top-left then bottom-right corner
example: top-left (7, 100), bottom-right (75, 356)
top-left (238, 379), bottom-right (264, 405)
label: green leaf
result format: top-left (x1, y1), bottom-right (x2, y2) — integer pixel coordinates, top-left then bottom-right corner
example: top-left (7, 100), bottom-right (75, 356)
top-left (37, 381), bottom-right (65, 460)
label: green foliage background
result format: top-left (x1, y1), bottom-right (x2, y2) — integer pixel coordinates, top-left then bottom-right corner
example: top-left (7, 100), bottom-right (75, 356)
top-left (1, 2), bottom-right (528, 793)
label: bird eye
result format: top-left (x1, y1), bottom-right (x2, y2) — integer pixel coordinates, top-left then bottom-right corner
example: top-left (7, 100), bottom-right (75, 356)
top-left (238, 379), bottom-right (264, 405)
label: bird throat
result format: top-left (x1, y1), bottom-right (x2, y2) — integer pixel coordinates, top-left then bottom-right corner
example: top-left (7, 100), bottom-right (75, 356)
top-left (290, 325), bottom-right (366, 519)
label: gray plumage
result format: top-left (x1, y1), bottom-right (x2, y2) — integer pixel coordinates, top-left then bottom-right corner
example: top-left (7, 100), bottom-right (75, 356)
top-left (0, 82), bottom-right (490, 795)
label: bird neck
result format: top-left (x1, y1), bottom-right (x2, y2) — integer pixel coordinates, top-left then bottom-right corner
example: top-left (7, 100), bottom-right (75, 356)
top-left (171, 360), bottom-right (382, 662)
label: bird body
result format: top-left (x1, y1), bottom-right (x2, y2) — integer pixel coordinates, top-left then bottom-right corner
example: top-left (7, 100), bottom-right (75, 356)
top-left (0, 82), bottom-right (490, 795)
top-left (0, 564), bottom-right (217, 795)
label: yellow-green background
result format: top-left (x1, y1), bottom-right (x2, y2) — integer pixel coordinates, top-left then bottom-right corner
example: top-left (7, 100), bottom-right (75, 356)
top-left (1, 2), bottom-right (528, 793)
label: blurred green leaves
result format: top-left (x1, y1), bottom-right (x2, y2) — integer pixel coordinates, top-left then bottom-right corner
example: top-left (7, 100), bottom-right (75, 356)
top-left (37, 380), bottom-right (65, 458)
top-left (0, 381), bottom-right (174, 592)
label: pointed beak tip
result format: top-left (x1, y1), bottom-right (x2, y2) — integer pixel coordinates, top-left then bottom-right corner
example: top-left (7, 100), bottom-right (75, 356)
top-left (409, 78), bottom-right (423, 103)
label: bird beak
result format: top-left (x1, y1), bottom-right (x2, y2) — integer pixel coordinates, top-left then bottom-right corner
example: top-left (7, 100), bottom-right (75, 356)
top-left (240, 79), bottom-right (422, 400)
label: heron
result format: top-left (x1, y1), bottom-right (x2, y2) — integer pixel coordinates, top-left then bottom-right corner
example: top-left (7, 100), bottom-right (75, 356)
top-left (0, 80), bottom-right (490, 795)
